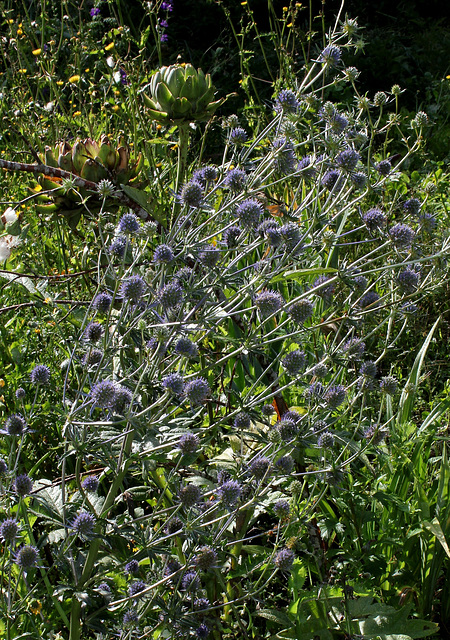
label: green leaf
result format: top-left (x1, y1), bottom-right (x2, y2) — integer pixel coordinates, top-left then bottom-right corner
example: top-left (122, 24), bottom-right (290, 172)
top-left (120, 185), bottom-right (166, 226)
top-left (397, 316), bottom-right (440, 427)
top-left (423, 518), bottom-right (450, 558)
top-left (271, 267), bottom-right (337, 283)
top-left (257, 609), bottom-right (294, 628)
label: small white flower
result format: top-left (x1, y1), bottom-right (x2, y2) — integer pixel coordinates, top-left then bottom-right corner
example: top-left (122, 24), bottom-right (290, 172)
top-left (0, 238), bottom-right (11, 261)
top-left (3, 207), bottom-right (18, 224)
top-left (0, 234), bottom-right (21, 261)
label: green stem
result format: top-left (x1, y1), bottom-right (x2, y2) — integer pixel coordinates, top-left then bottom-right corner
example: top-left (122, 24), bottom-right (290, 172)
top-left (223, 507), bottom-right (254, 621)
top-left (20, 501), bottom-right (70, 628)
top-left (175, 123), bottom-right (190, 196)
top-left (69, 427), bottom-right (135, 640)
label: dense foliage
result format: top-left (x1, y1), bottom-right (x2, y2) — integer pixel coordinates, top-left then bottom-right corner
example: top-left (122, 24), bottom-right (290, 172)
top-left (0, 1), bottom-right (449, 639)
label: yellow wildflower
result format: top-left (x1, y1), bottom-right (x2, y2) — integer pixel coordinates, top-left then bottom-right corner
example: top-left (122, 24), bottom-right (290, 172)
top-left (104, 42), bottom-right (114, 51)
top-left (32, 48), bottom-right (42, 55)
top-left (68, 74), bottom-right (80, 83)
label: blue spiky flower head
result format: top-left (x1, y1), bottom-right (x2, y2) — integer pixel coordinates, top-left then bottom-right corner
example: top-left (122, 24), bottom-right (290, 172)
top-left (200, 165), bottom-right (218, 183)
top-left (288, 299), bottom-right (313, 324)
top-left (120, 275), bottom-right (147, 303)
top-left (403, 198), bottom-right (421, 216)
top-left (249, 456), bottom-right (271, 480)
top-left (230, 127), bottom-right (248, 144)
top-left (274, 548), bottom-right (295, 571)
top-left (342, 338), bottom-right (365, 360)
top-left (194, 546), bottom-right (217, 571)
top-left (324, 385), bottom-right (347, 409)
top-left (218, 480), bottom-right (241, 507)
top-left (196, 623), bottom-right (210, 639)
top-left (198, 244), bottom-right (221, 268)
top-left (389, 223), bottom-right (415, 248)
top-left (82, 475), bottom-right (99, 493)
top-left (273, 499), bottom-right (290, 518)
top-left (178, 432), bottom-right (200, 454)
top-left (318, 431), bottom-right (335, 448)
top-left (396, 268), bottom-right (419, 293)
top-left (179, 483), bottom-right (201, 507)
top-left (236, 198), bottom-right (263, 228)
top-left (336, 148), bottom-right (360, 171)
top-left (321, 170), bottom-right (342, 190)
top-left (123, 609), bottom-right (139, 626)
top-left (350, 172), bottom-right (367, 189)
top-left (377, 160), bottom-right (391, 176)
top-left (118, 212), bottom-right (140, 235)
top-left (93, 292), bottom-right (112, 313)
top-left (3, 413), bottom-right (26, 436)
top-left (30, 364), bottom-right (51, 385)
top-left (14, 474), bottom-right (33, 497)
top-left (111, 385), bottom-right (133, 414)
top-left (233, 411), bottom-right (251, 430)
top-left (181, 571), bottom-right (201, 592)
top-left (158, 281), bottom-right (183, 310)
top-left (275, 455), bottom-right (294, 474)
top-left (184, 377), bottom-right (210, 404)
top-left (90, 380), bottom-right (117, 409)
top-left (180, 181), bottom-right (204, 208)
top-left (84, 322), bottom-right (103, 343)
top-left (273, 137), bottom-right (296, 174)
top-left (0, 518), bottom-right (19, 542)
top-left (360, 360), bottom-right (377, 378)
top-left (175, 337), bottom-right (198, 358)
top-left (274, 89), bottom-right (299, 113)
top-left (276, 417), bottom-right (298, 440)
top-left (261, 404), bottom-right (275, 417)
top-left (319, 44), bottom-right (341, 66)
top-left (71, 510), bottom-right (95, 537)
top-left (280, 222), bottom-right (303, 254)
top-left (125, 559), bottom-right (140, 575)
top-left (15, 387), bottom-right (26, 400)
top-left (282, 350), bottom-right (306, 375)
top-left (223, 225), bottom-right (242, 249)
top-left (359, 291), bottom-right (380, 310)
top-left (224, 168), bottom-right (247, 192)
top-left (128, 580), bottom-right (147, 598)
top-left (255, 290), bottom-right (285, 318)
top-left (380, 376), bottom-right (398, 395)
top-left (109, 236), bottom-right (128, 258)
top-left (162, 373), bottom-right (184, 395)
top-left (154, 244), bottom-right (174, 264)
top-left (15, 544), bottom-right (39, 570)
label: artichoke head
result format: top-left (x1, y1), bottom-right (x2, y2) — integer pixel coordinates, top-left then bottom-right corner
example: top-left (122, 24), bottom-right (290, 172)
top-left (35, 135), bottom-right (145, 226)
top-left (141, 63), bottom-right (225, 124)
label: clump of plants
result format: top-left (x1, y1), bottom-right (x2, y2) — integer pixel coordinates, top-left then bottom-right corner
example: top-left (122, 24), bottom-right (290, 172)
top-left (0, 4), bottom-right (449, 640)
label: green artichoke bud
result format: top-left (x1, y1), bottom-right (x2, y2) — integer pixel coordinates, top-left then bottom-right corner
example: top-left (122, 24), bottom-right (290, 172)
top-left (141, 63), bottom-right (226, 124)
top-left (35, 136), bottom-right (145, 228)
